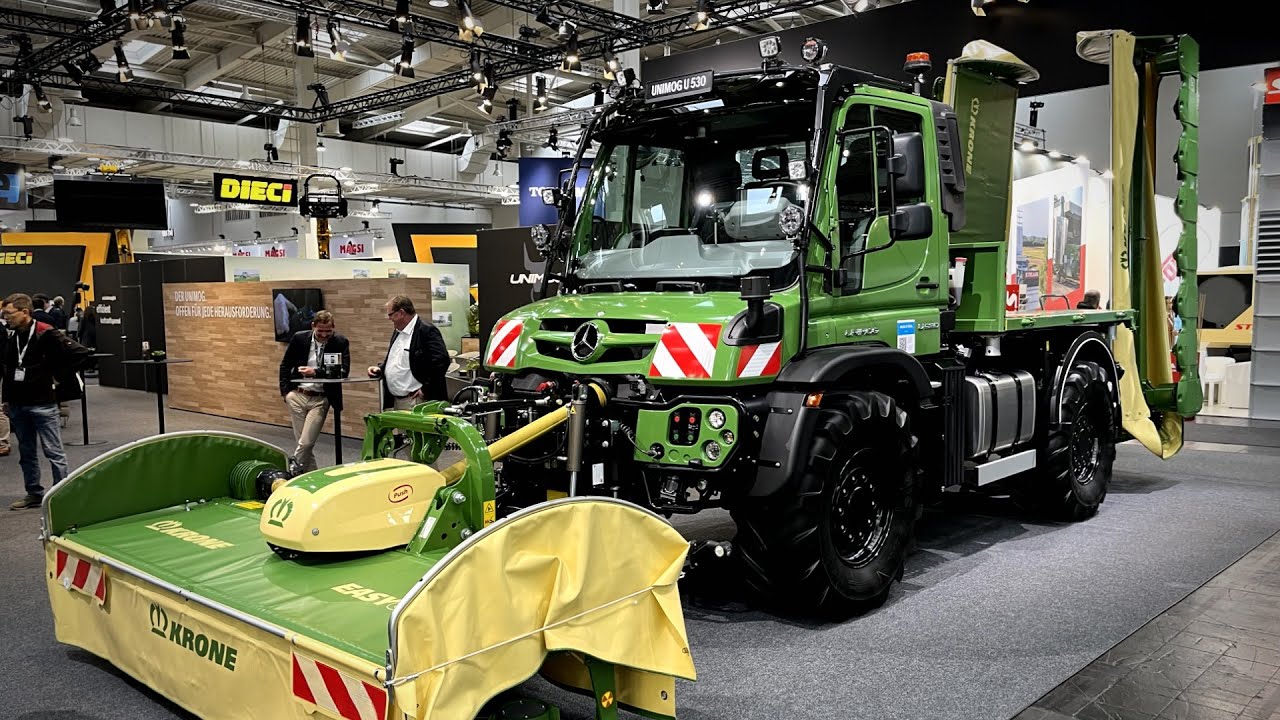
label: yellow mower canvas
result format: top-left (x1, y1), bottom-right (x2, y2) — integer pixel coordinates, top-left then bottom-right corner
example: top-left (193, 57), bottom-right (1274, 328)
top-left (42, 399), bottom-right (697, 720)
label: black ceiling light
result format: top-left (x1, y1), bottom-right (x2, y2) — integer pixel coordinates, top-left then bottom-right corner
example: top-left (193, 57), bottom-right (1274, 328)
top-left (456, 0), bottom-right (482, 41)
top-left (469, 48), bottom-right (484, 88)
top-left (389, 157), bottom-right (405, 175)
top-left (478, 84), bottom-right (496, 113)
top-left (602, 46), bottom-right (620, 81)
top-left (395, 34), bottom-right (415, 78)
top-left (263, 142), bottom-right (279, 162)
top-left (127, 0), bottom-right (150, 30)
top-left (98, 0), bottom-right (116, 15)
top-left (150, 0), bottom-right (168, 21)
top-left (591, 81), bottom-right (604, 106)
top-left (496, 129), bottom-right (511, 158)
top-left (14, 34), bottom-right (32, 59)
top-left (646, 0), bottom-right (666, 13)
top-left (560, 31), bottom-right (581, 72)
top-left (308, 81), bottom-right (331, 108)
top-left (32, 82), bottom-right (52, 112)
top-left (557, 19), bottom-right (576, 38)
top-left (294, 14), bottom-right (314, 58)
top-left (14, 115), bottom-right (34, 140)
top-left (535, 6), bottom-right (559, 31)
top-left (49, 155), bottom-right (66, 171)
top-left (327, 18), bottom-right (349, 62)
top-left (64, 61), bottom-right (85, 84)
top-left (534, 75), bottom-right (548, 112)
top-left (78, 53), bottom-right (103, 74)
top-left (113, 42), bottom-right (134, 82)
top-left (389, 0), bottom-right (411, 32)
top-left (689, 0), bottom-right (711, 30)
top-left (170, 18), bottom-right (190, 60)
top-left (545, 127), bottom-right (558, 150)
top-left (506, 97), bottom-right (519, 122)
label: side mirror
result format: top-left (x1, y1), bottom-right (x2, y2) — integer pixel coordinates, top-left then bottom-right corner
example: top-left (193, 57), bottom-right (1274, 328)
top-left (888, 131), bottom-right (926, 198)
top-left (890, 202), bottom-right (933, 241)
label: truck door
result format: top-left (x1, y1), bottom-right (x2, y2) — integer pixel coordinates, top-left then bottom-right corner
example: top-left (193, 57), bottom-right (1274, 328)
top-left (819, 97), bottom-right (947, 320)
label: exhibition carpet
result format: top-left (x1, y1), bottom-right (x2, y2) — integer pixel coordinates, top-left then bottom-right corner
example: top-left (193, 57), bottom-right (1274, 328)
top-left (1185, 416), bottom-right (1280, 448)
top-left (3, 385), bottom-right (1280, 720)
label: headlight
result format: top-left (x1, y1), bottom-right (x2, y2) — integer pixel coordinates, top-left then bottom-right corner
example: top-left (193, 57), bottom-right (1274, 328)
top-left (721, 430), bottom-right (734, 445)
top-left (541, 187), bottom-right (557, 205)
top-left (703, 440), bottom-right (721, 461)
top-left (530, 223), bottom-right (549, 248)
top-left (758, 36), bottom-right (781, 60)
top-left (707, 408), bottom-right (726, 429)
top-left (801, 37), bottom-right (828, 64)
top-left (779, 205), bottom-right (805, 237)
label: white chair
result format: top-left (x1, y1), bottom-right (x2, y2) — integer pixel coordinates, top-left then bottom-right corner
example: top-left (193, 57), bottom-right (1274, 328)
top-left (1222, 361), bottom-right (1252, 408)
top-left (1200, 354), bottom-right (1236, 406)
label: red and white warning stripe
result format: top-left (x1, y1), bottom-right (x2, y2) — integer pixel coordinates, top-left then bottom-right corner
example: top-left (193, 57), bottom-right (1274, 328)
top-left (485, 318), bottom-right (523, 368)
top-left (55, 548), bottom-right (107, 605)
top-left (736, 341), bottom-right (782, 378)
top-left (649, 323), bottom-right (720, 379)
top-left (292, 653), bottom-right (387, 720)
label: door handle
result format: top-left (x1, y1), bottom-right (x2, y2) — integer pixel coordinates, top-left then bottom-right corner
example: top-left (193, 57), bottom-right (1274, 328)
top-left (915, 277), bottom-right (940, 290)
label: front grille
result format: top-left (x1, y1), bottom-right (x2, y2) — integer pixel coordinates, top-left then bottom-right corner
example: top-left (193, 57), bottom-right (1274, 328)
top-left (535, 340), bottom-right (652, 363)
top-left (538, 318), bottom-right (662, 334)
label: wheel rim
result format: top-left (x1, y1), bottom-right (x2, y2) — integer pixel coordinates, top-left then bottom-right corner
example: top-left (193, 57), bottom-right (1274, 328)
top-left (829, 448), bottom-right (895, 567)
top-left (1069, 405), bottom-right (1101, 487)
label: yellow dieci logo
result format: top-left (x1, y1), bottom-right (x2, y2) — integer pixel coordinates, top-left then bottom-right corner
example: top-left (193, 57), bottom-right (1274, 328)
top-left (267, 498), bottom-right (294, 528)
top-left (0, 252), bottom-right (33, 264)
top-left (217, 177), bottom-right (294, 204)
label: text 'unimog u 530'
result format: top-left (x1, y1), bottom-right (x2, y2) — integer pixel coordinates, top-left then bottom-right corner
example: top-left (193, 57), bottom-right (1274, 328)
top-left (480, 30), bottom-right (1204, 616)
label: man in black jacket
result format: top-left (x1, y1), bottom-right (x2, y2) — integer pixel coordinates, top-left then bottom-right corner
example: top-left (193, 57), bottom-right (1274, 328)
top-left (367, 295), bottom-right (449, 410)
top-left (2, 293), bottom-right (90, 509)
top-left (278, 310), bottom-right (350, 472)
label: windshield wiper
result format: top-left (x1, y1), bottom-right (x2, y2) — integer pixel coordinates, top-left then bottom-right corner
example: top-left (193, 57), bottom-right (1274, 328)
top-left (580, 281), bottom-right (625, 294)
top-left (654, 281), bottom-right (705, 294)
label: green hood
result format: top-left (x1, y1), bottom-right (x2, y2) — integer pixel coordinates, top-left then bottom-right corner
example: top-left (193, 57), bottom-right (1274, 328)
top-left (482, 292), bottom-right (800, 385)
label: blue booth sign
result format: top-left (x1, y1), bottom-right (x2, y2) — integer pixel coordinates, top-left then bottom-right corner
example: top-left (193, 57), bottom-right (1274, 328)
top-left (518, 157), bottom-right (591, 227)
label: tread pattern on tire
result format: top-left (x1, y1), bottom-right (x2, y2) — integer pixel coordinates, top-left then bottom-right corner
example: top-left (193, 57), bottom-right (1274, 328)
top-left (1036, 360), bottom-right (1117, 521)
top-left (731, 391), bottom-right (918, 617)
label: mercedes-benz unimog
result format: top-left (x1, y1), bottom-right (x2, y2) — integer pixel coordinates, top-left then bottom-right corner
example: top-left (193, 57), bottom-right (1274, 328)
top-left (478, 30), bottom-right (1204, 616)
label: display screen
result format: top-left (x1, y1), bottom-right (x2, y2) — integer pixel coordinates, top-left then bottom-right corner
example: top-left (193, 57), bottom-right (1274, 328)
top-left (271, 288), bottom-right (324, 342)
top-left (54, 179), bottom-right (169, 230)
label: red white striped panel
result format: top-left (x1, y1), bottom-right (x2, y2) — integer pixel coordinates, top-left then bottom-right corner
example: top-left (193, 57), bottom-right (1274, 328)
top-left (649, 323), bottom-right (720, 379)
top-left (55, 548), bottom-right (107, 605)
top-left (736, 341), bottom-right (782, 378)
top-left (292, 653), bottom-right (387, 720)
top-left (485, 318), bottom-right (523, 368)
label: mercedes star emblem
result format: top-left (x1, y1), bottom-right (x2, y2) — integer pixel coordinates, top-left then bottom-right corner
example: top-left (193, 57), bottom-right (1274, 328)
top-left (571, 321), bottom-right (602, 362)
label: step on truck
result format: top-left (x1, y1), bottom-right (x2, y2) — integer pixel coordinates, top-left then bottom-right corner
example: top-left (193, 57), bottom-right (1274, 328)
top-left (477, 30), bottom-right (1204, 616)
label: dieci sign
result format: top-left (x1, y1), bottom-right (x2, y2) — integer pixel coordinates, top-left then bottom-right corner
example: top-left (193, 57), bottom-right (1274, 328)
top-left (214, 173), bottom-right (298, 207)
top-left (646, 70), bottom-right (713, 103)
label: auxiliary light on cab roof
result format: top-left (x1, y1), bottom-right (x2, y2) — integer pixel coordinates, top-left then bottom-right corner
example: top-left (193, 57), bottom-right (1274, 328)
top-left (801, 37), bottom-right (827, 64)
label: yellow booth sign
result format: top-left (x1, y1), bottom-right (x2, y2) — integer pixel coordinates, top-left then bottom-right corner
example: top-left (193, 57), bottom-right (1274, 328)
top-left (213, 173), bottom-right (297, 207)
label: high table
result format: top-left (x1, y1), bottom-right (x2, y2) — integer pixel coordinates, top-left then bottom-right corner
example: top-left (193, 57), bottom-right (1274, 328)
top-left (289, 376), bottom-right (381, 465)
top-left (66, 352), bottom-right (115, 447)
top-left (120, 358), bottom-right (193, 434)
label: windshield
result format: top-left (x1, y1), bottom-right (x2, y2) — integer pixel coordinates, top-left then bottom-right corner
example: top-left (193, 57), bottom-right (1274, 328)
top-left (568, 101), bottom-right (812, 290)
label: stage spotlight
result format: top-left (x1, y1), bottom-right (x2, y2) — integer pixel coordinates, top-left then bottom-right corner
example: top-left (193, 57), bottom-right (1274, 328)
top-left (295, 14), bottom-right (314, 58)
top-left (396, 35), bottom-right (415, 78)
top-left (456, 0), bottom-right (482, 41)
top-left (389, 0), bottom-right (410, 31)
top-left (113, 42), bottom-right (134, 82)
top-left (689, 0), bottom-right (711, 30)
top-left (308, 82), bottom-right (331, 108)
top-left (602, 46), bottom-right (620, 81)
top-left (534, 75), bottom-right (548, 112)
top-left (327, 18), bottom-right (349, 62)
top-left (389, 157), bottom-right (405, 175)
top-left (560, 31), bottom-right (581, 72)
top-left (171, 18), bottom-right (190, 60)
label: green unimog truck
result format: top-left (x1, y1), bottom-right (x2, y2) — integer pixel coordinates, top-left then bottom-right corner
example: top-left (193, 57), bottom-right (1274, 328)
top-left (478, 30), bottom-right (1203, 616)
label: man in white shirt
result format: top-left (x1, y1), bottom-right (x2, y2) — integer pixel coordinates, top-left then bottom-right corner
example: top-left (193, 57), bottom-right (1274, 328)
top-left (368, 295), bottom-right (449, 411)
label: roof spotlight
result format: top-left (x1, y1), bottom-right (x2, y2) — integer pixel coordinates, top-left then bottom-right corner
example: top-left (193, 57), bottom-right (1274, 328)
top-left (801, 37), bottom-right (827, 64)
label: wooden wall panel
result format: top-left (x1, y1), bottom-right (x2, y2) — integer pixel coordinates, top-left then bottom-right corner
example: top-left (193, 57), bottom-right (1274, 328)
top-left (163, 279), bottom-right (432, 438)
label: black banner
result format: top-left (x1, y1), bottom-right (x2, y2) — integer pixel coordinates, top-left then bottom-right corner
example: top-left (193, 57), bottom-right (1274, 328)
top-left (475, 227), bottom-right (561, 343)
top-left (0, 245), bottom-right (84, 301)
top-left (214, 173), bottom-right (298, 207)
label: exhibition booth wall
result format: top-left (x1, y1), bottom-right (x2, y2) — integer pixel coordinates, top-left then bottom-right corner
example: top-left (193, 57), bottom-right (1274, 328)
top-left (162, 277), bottom-right (432, 437)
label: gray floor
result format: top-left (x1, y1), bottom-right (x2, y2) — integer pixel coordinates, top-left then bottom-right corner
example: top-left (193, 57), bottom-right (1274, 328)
top-left (4, 384), bottom-right (1280, 719)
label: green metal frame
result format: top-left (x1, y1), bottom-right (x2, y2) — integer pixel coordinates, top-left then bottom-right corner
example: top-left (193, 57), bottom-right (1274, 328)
top-left (360, 404), bottom-right (495, 556)
top-left (1131, 34), bottom-right (1203, 417)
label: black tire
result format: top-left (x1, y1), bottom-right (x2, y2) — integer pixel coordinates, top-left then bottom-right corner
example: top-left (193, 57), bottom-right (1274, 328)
top-left (731, 391), bottom-right (918, 617)
top-left (1034, 360), bottom-right (1116, 521)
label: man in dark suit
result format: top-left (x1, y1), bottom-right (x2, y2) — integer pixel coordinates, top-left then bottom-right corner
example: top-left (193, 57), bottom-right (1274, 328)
top-left (367, 295), bottom-right (449, 410)
top-left (278, 310), bottom-right (350, 472)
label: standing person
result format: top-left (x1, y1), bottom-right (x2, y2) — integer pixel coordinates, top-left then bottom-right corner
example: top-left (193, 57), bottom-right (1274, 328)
top-left (50, 296), bottom-right (68, 330)
top-left (278, 311), bottom-right (350, 473)
top-left (1, 293), bottom-right (90, 510)
top-left (368, 295), bottom-right (449, 410)
top-left (78, 305), bottom-right (100, 376)
top-left (31, 295), bottom-right (54, 326)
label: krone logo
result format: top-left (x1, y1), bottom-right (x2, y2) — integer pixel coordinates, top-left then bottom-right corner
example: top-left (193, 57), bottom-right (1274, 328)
top-left (267, 497), bottom-right (294, 528)
top-left (149, 603), bottom-right (169, 637)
